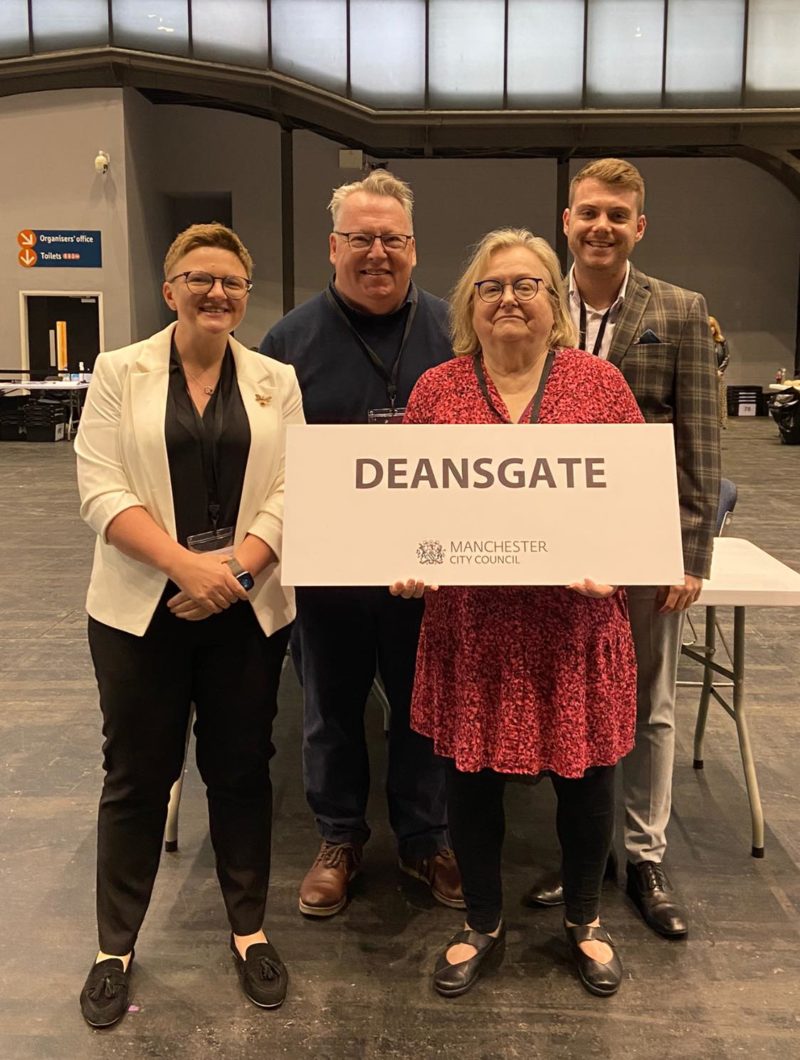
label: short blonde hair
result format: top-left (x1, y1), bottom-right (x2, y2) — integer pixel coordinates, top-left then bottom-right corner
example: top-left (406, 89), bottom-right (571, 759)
top-left (450, 228), bottom-right (577, 357)
top-left (569, 158), bottom-right (646, 214)
top-left (163, 223), bottom-right (253, 279)
top-left (328, 169), bottom-right (414, 228)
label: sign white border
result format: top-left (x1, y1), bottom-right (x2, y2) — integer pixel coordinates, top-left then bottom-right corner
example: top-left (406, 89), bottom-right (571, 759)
top-left (282, 423), bottom-right (684, 587)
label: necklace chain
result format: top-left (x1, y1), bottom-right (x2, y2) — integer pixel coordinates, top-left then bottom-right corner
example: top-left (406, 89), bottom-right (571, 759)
top-left (182, 360), bottom-right (220, 397)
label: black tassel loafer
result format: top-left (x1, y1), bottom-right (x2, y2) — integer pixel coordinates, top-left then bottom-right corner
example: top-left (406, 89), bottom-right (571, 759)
top-left (432, 923), bottom-right (506, 998)
top-left (79, 952), bottom-right (133, 1028)
top-left (564, 923), bottom-right (622, 997)
top-left (230, 935), bottom-right (288, 1009)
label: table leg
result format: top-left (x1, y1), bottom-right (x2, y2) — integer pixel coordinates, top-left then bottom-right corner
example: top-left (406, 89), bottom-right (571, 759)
top-left (730, 607), bottom-right (765, 857)
top-left (692, 605), bottom-right (716, 768)
top-left (66, 392), bottom-right (79, 439)
top-left (164, 705), bottom-right (195, 852)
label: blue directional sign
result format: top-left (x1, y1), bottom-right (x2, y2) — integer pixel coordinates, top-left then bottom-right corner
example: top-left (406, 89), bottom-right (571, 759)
top-left (17, 229), bottom-right (102, 268)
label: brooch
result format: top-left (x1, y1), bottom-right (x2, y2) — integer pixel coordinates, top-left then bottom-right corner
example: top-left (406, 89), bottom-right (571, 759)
top-left (255, 393), bottom-right (272, 407)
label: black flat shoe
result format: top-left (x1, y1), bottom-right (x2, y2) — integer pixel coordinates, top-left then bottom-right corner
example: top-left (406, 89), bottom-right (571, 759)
top-left (564, 923), bottom-right (622, 997)
top-left (432, 923), bottom-right (505, 998)
top-left (79, 952), bottom-right (133, 1028)
top-left (626, 861), bottom-right (688, 938)
top-left (230, 935), bottom-right (288, 1009)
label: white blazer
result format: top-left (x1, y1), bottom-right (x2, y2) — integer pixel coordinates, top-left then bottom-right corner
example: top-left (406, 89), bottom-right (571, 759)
top-left (75, 322), bottom-right (304, 637)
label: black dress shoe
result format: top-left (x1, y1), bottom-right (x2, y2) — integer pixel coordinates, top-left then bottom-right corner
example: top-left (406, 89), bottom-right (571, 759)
top-left (564, 923), bottom-right (622, 997)
top-left (230, 935), bottom-right (288, 1008)
top-left (79, 953), bottom-right (133, 1028)
top-left (523, 850), bottom-right (618, 908)
top-left (626, 861), bottom-right (688, 938)
top-left (432, 923), bottom-right (506, 998)
top-left (522, 869), bottom-right (564, 907)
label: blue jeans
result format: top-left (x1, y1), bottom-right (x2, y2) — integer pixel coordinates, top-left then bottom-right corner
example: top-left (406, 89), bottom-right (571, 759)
top-left (296, 586), bottom-right (448, 859)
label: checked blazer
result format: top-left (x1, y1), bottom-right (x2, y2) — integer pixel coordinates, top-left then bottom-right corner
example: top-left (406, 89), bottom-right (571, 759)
top-left (604, 266), bottom-right (720, 579)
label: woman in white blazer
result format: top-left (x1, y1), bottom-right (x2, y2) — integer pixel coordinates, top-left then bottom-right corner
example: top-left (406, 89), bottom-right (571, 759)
top-left (75, 224), bottom-right (304, 1027)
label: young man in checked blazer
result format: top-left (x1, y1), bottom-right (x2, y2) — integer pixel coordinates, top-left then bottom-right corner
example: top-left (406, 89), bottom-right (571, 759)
top-left (526, 158), bottom-right (720, 938)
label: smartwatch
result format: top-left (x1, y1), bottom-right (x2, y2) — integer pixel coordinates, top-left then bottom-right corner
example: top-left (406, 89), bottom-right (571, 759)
top-left (225, 557), bottom-right (255, 592)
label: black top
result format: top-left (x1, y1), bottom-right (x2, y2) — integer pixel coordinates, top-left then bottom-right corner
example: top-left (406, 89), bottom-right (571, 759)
top-left (259, 280), bottom-right (452, 423)
top-left (165, 338), bottom-right (251, 546)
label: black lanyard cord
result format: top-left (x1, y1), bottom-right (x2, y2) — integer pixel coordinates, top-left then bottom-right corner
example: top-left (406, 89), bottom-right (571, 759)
top-left (178, 359), bottom-right (226, 530)
top-left (578, 301), bottom-right (612, 357)
top-left (472, 350), bottom-right (556, 424)
top-left (193, 393), bottom-right (225, 529)
top-left (325, 284), bottom-right (418, 409)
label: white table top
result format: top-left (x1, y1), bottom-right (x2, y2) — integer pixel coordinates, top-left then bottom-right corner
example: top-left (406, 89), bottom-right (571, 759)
top-left (0, 380), bottom-right (89, 393)
top-left (696, 537), bottom-right (800, 607)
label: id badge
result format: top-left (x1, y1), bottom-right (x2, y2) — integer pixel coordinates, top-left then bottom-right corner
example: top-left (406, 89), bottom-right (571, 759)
top-left (367, 407), bottom-right (406, 424)
top-left (186, 525), bottom-right (235, 556)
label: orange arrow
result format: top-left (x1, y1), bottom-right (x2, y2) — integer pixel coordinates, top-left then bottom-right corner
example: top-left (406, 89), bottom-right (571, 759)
top-left (17, 230), bottom-right (37, 247)
top-left (18, 248), bottom-right (38, 267)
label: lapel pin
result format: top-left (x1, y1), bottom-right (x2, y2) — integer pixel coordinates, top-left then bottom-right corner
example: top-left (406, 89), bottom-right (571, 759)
top-left (255, 393), bottom-right (272, 407)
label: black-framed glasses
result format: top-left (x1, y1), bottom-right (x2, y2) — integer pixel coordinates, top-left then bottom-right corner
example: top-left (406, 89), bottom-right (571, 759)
top-left (474, 277), bottom-right (546, 303)
top-left (333, 231), bottom-right (413, 251)
top-left (167, 271), bottom-right (253, 299)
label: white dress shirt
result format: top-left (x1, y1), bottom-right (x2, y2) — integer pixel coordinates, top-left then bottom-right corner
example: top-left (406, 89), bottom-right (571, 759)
top-left (568, 261), bottom-right (631, 359)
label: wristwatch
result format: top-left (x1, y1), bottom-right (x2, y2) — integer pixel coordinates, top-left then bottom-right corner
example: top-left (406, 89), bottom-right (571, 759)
top-left (225, 556), bottom-right (255, 592)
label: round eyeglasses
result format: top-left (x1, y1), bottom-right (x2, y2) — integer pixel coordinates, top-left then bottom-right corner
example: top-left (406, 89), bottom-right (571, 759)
top-left (474, 277), bottom-right (546, 303)
top-left (333, 231), bottom-right (413, 251)
top-left (168, 271), bottom-right (253, 299)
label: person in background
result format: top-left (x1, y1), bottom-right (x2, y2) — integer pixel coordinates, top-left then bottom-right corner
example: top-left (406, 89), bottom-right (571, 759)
top-left (525, 158), bottom-right (720, 940)
top-left (75, 223), bottom-right (303, 1026)
top-left (393, 228), bottom-right (643, 999)
top-left (260, 170), bottom-right (462, 918)
top-left (709, 315), bottom-right (730, 429)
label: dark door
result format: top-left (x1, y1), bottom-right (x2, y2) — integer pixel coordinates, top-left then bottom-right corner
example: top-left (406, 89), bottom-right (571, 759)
top-left (26, 295), bottom-right (101, 379)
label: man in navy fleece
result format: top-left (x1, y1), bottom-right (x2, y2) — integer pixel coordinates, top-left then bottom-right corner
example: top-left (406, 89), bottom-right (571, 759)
top-left (260, 170), bottom-right (462, 918)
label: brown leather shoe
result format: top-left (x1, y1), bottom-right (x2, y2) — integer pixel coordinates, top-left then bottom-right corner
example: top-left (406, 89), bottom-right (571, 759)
top-left (399, 848), bottom-right (466, 909)
top-left (298, 841), bottom-right (362, 917)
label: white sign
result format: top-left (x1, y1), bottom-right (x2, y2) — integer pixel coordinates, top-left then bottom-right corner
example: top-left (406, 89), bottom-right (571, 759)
top-left (282, 424), bottom-right (684, 587)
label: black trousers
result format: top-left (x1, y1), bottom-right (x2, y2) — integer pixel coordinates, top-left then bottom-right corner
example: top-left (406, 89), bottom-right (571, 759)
top-left (88, 595), bottom-right (290, 955)
top-left (296, 586), bottom-right (448, 858)
top-left (445, 762), bottom-right (616, 932)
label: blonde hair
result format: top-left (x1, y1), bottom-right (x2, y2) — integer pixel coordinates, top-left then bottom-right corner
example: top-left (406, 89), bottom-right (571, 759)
top-left (328, 169), bottom-right (414, 228)
top-left (163, 223), bottom-right (253, 279)
top-left (569, 158), bottom-right (646, 214)
top-left (450, 228), bottom-right (577, 357)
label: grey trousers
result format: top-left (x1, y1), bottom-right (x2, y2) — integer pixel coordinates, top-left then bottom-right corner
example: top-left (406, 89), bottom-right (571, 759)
top-left (621, 586), bottom-right (686, 865)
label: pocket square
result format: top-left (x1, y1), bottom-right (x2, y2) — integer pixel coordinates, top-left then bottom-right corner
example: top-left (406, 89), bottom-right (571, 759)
top-left (636, 329), bottom-right (662, 345)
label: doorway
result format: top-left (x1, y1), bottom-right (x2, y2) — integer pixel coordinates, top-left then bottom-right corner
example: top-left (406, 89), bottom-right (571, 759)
top-left (20, 292), bottom-right (104, 379)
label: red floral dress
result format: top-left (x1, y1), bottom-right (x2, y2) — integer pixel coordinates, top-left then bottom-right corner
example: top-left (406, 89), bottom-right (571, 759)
top-left (404, 349), bottom-right (644, 778)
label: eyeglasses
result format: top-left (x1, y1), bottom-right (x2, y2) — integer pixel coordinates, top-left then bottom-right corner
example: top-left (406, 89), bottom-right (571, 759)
top-left (168, 271), bottom-right (253, 299)
top-left (333, 231), bottom-right (413, 251)
top-left (474, 277), bottom-right (547, 303)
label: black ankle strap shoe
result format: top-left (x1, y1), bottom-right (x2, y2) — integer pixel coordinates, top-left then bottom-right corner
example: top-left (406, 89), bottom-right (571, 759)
top-left (432, 922), bottom-right (506, 998)
top-left (564, 923), bottom-right (622, 997)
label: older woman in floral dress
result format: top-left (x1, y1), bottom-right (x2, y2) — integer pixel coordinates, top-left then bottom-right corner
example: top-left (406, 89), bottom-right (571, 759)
top-left (393, 229), bottom-right (643, 999)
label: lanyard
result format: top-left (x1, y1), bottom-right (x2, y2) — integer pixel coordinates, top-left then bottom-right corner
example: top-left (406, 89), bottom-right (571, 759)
top-left (192, 393), bottom-right (225, 529)
top-left (325, 284), bottom-right (418, 410)
top-left (472, 350), bottom-right (556, 424)
top-left (578, 301), bottom-right (612, 357)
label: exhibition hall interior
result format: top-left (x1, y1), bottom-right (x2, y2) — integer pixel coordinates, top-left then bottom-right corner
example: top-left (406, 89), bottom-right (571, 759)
top-left (1, 2), bottom-right (799, 1057)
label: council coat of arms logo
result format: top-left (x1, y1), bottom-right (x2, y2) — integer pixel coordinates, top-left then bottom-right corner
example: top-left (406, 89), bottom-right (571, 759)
top-left (416, 540), bottom-right (445, 565)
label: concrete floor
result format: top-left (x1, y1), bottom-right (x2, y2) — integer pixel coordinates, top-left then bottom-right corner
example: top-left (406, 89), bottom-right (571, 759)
top-left (1, 416), bottom-right (799, 1059)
